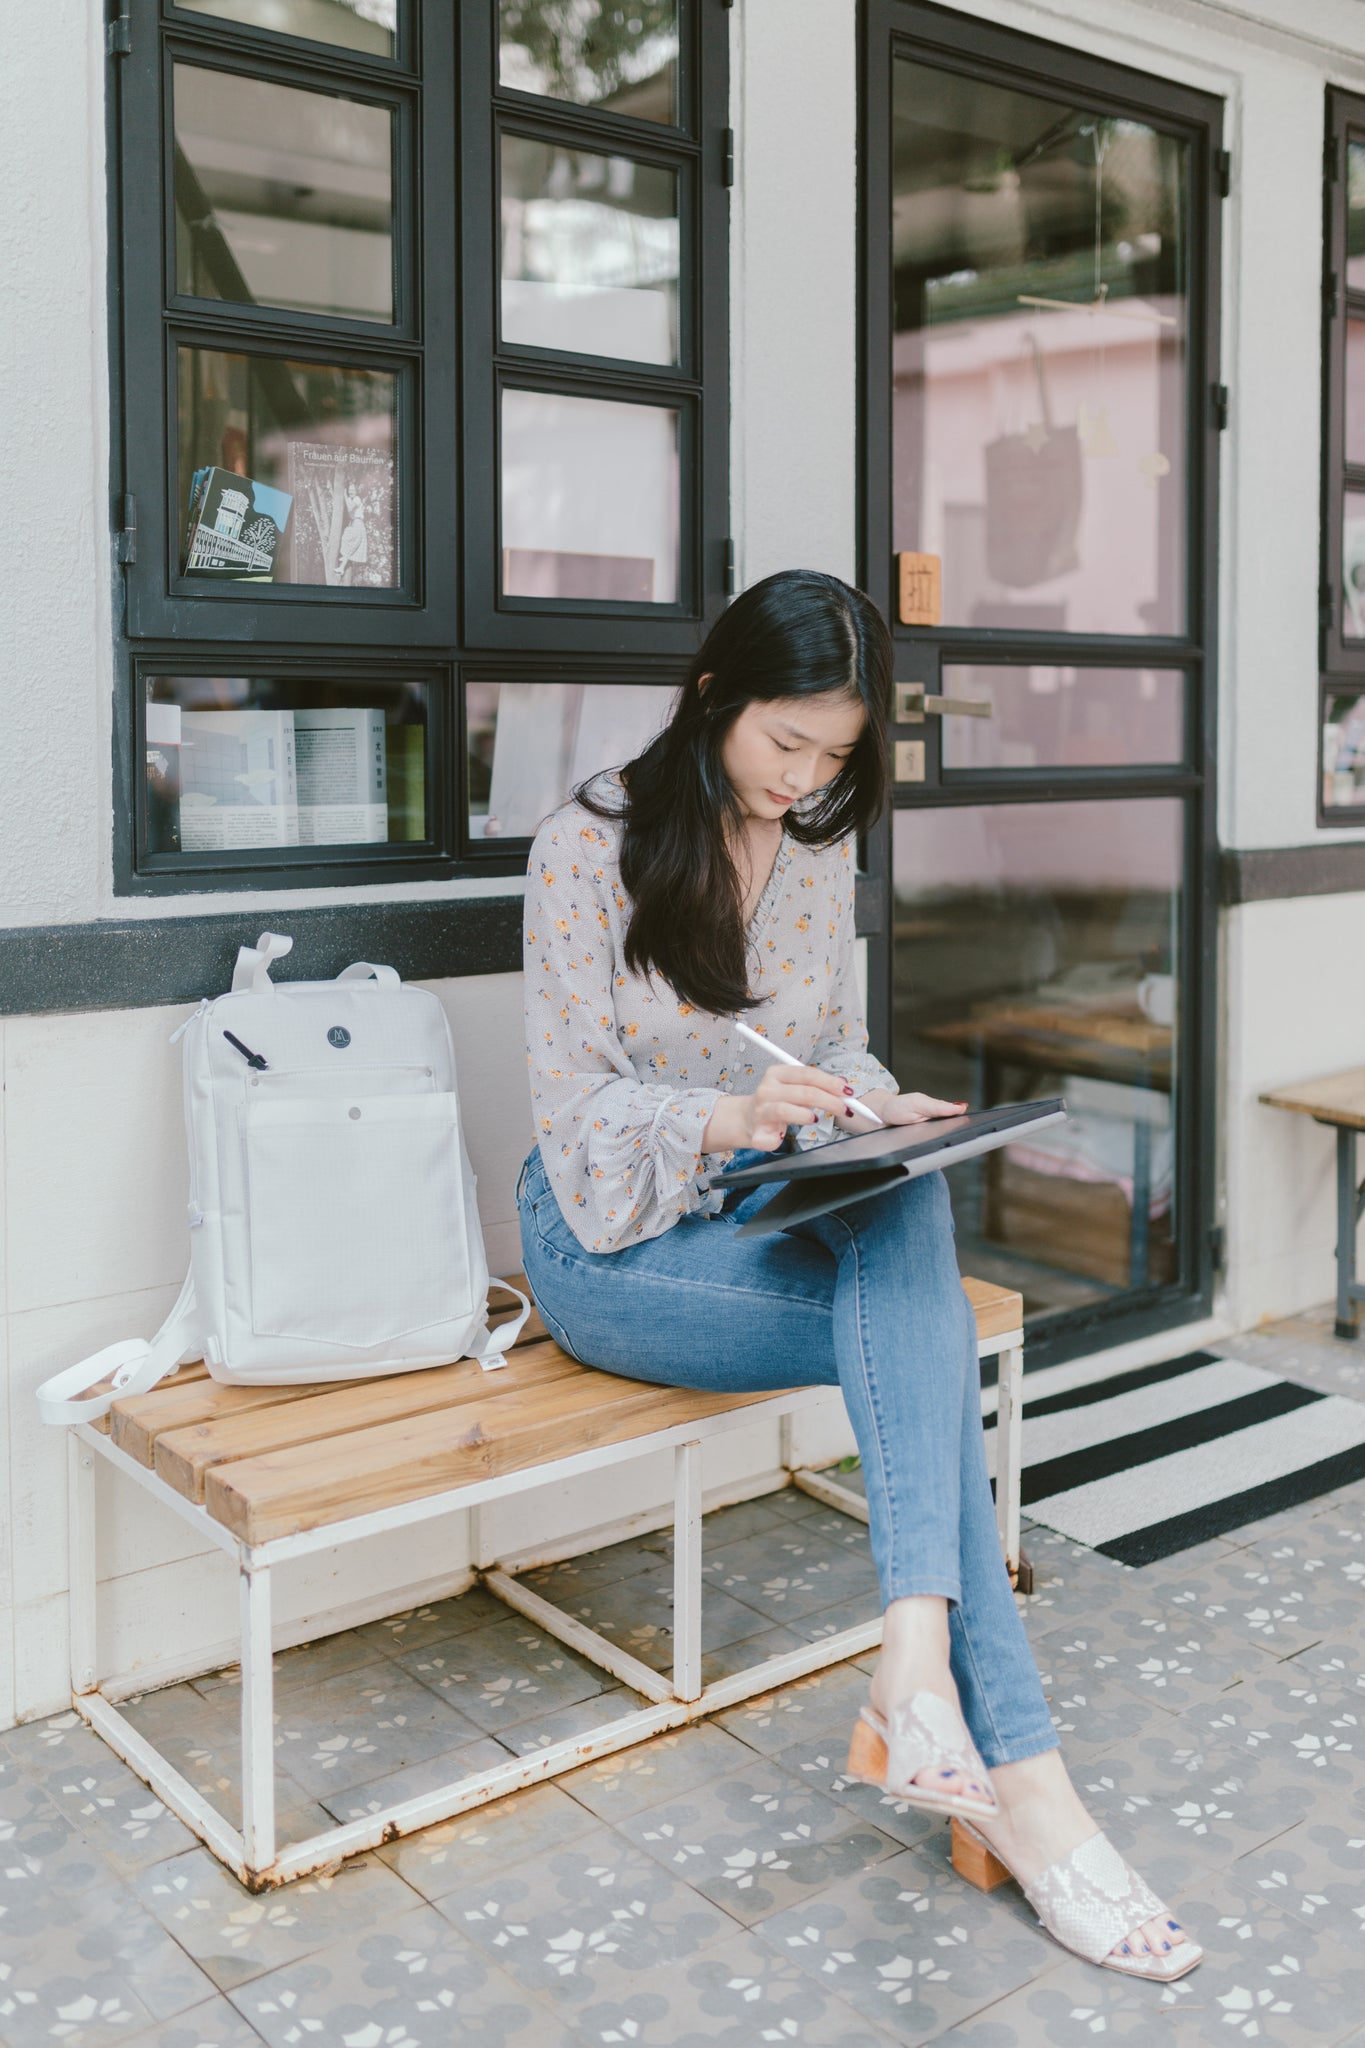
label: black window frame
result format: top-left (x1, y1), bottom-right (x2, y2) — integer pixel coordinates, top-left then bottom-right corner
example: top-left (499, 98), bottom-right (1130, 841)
top-left (1320, 87), bottom-right (1365, 825)
top-left (109, 0), bottom-right (729, 895)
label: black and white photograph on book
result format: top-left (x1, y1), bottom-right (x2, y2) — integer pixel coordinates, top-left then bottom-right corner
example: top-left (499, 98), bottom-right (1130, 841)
top-left (4, 0), bottom-right (1365, 2036)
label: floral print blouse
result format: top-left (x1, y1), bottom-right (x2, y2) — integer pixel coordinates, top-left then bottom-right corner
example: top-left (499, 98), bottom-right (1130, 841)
top-left (524, 791), bottom-right (897, 1253)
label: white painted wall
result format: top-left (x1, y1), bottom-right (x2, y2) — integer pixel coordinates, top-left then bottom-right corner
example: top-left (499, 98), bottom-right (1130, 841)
top-left (2, 0), bottom-right (1365, 1722)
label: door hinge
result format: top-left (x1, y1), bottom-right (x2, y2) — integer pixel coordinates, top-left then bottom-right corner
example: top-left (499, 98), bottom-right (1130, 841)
top-left (1326, 269), bottom-right (1341, 319)
top-left (722, 127), bottom-right (735, 187)
top-left (1326, 128), bottom-right (1340, 183)
top-left (723, 537), bottom-right (735, 594)
top-left (1208, 1223), bottom-right (1226, 1276)
top-left (1214, 147), bottom-right (1231, 199)
top-left (115, 492), bottom-right (138, 566)
top-left (1212, 383), bottom-right (1229, 431)
top-left (1320, 581), bottom-right (1336, 631)
top-left (107, 2), bottom-right (132, 55)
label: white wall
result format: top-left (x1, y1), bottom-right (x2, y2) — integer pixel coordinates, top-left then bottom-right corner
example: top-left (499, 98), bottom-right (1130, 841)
top-left (3, 0), bottom-right (1365, 1721)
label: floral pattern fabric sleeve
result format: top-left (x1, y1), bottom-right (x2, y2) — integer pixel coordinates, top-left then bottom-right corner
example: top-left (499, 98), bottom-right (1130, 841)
top-left (524, 809), bottom-right (726, 1253)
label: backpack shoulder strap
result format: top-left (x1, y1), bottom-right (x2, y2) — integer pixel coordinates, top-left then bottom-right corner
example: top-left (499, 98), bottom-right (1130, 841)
top-left (36, 1273), bottom-right (201, 1426)
top-left (466, 1278), bottom-right (532, 1372)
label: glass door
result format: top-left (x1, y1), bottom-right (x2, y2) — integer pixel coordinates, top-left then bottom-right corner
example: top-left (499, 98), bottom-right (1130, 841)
top-left (862, 3), bottom-right (1223, 1362)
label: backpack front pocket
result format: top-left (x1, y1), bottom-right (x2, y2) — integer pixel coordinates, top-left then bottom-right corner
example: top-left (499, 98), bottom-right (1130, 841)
top-left (245, 1092), bottom-right (473, 1348)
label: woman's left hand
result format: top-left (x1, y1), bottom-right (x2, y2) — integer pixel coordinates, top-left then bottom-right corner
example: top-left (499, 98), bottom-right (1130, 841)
top-left (851, 1086), bottom-right (967, 1127)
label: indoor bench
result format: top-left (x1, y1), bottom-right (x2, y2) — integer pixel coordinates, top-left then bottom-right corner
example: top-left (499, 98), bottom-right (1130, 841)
top-left (67, 1273), bottom-right (1026, 1891)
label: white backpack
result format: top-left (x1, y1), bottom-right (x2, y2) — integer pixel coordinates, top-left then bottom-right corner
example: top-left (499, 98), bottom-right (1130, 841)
top-left (38, 932), bottom-right (528, 1425)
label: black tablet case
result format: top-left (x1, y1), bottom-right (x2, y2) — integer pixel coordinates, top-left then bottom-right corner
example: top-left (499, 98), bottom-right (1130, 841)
top-left (707, 1098), bottom-right (1067, 1238)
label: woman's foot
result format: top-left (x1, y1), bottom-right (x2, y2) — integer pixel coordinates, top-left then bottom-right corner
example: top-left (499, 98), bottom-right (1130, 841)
top-left (979, 1749), bottom-right (1192, 1966)
top-left (868, 1595), bottom-right (993, 1808)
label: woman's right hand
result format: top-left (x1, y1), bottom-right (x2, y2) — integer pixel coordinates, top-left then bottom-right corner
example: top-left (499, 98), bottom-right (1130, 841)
top-left (703, 1061), bottom-right (858, 1154)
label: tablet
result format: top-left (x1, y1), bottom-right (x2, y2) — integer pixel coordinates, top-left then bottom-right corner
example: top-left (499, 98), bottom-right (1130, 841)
top-left (707, 1098), bottom-right (1067, 1239)
top-left (709, 1098), bottom-right (1067, 1188)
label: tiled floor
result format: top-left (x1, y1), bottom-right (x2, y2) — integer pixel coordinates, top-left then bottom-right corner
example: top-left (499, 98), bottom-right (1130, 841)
top-left (5, 1316), bottom-right (1365, 2047)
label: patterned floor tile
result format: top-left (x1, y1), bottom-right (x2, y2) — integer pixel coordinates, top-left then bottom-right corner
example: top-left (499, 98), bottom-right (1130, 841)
top-left (1294, 1639), bottom-right (1365, 1697)
top-left (192, 1628), bottom-right (390, 1701)
top-left (266, 1663), bottom-right (492, 1799)
top-left (132, 1997), bottom-right (270, 2046)
top-left (0, 1958), bottom-right (161, 2047)
top-left (572, 1923), bottom-right (900, 2045)
top-left (376, 1780), bottom-right (602, 1901)
top-left (4, 1708), bottom-right (116, 1773)
top-left (396, 1617), bottom-right (616, 1735)
top-left (753, 1841), bottom-right (1057, 2043)
top-left (1067, 1732), bottom-right (1317, 1897)
top-left (0, 1772), bottom-right (113, 1918)
top-left (495, 1687), bottom-right (653, 1757)
top-left (773, 1732), bottom-right (944, 1851)
top-left (228, 1900), bottom-right (576, 2047)
top-left (968, 1864), bottom-right (1365, 2044)
top-left (1172, 1665), bottom-right (1364, 1784)
top-left (705, 1529), bottom-right (881, 1625)
top-left (711, 1663), bottom-right (871, 1757)
top-left (131, 1844), bottom-right (422, 1991)
top-left (560, 1723), bottom-right (754, 1824)
top-left (696, 1621), bottom-right (814, 1686)
top-left (783, 1585), bottom-right (885, 1647)
top-left (1029, 1633), bottom-right (1173, 1757)
top-left (1233, 1815), bottom-right (1365, 1950)
top-left (537, 1574), bottom-right (794, 1672)
top-left (434, 1823), bottom-right (736, 2013)
top-left (1143, 1545), bottom-right (1363, 1657)
top-left (317, 1733), bottom-right (514, 1824)
top-left (617, 1754), bottom-right (900, 1924)
top-left (1031, 1611), bottom-right (1260, 1714)
top-left (34, 1738), bottom-right (199, 1873)
top-left (354, 1582), bottom-right (516, 1658)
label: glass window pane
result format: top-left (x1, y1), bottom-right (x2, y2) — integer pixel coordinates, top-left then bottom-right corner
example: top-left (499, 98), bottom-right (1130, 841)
top-left (145, 674), bottom-right (427, 854)
top-left (1346, 317), bottom-right (1365, 469)
top-left (500, 389), bottom-right (680, 603)
top-left (892, 66), bottom-right (1189, 636)
top-left (499, 2), bottom-right (678, 125)
top-left (467, 681), bottom-right (674, 839)
top-left (1348, 142), bottom-right (1365, 292)
top-left (174, 66), bottom-right (394, 323)
top-left (1344, 489), bottom-right (1365, 639)
top-left (501, 137), bottom-right (679, 364)
top-left (178, 347), bottom-right (398, 587)
top-left (1324, 691), bottom-right (1365, 810)
top-left (893, 798), bottom-right (1182, 1322)
top-left (176, 0), bottom-right (396, 58)
top-left (939, 664), bottom-right (1184, 769)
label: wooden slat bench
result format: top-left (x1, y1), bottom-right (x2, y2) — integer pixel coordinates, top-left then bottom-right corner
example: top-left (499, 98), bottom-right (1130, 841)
top-left (68, 1272), bottom-right (1025, 1890)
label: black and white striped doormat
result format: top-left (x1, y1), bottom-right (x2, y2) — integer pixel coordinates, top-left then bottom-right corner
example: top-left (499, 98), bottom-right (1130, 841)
top-left (987, 1349), bottom-right (1365, 1567)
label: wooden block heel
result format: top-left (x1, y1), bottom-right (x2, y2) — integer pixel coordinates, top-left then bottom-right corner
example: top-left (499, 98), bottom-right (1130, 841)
top-left (846, 1715), bottom-right (888, 1785)
top-left (951, 1817), bottom-right (1012, 1892)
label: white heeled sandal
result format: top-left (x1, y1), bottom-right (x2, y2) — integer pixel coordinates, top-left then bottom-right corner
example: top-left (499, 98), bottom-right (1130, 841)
top-left (846, 1692), bottom-right (999, 1820)
top-left (951, 1816), bottom-right (1203, 1981)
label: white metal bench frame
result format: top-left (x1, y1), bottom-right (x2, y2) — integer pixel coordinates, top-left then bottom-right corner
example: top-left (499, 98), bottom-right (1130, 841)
top-left (67, 1321), bottom-right (1024, 1892)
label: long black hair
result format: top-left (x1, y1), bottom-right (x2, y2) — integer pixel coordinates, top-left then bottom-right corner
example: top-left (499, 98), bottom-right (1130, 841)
top-left (578, 569), bottom-right (891, 1015)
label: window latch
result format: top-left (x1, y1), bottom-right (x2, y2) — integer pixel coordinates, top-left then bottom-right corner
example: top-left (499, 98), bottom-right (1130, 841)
top-left (1212, 384), bottom-right (1229, 432)
top-left (722, 127), bottom-right (735, 187)
top-left (116, 493), bottom-right (137, 566)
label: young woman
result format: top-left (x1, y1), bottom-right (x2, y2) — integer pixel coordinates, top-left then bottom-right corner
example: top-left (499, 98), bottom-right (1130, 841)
top-left (518, 569), bottom-right (1199, 1981)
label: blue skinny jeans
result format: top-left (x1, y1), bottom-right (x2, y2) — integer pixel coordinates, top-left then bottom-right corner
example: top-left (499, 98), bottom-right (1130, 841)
top-left (517, 1145), bottom-right (1057, 1770)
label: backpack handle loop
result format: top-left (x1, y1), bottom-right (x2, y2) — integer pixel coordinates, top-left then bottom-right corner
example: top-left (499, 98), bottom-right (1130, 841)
top-left (232, 932), bottom-right (294, 994)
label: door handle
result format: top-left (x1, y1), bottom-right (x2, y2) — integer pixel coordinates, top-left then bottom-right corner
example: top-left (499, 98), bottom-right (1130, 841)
top-left (893, 683), bottom-right (992, 723)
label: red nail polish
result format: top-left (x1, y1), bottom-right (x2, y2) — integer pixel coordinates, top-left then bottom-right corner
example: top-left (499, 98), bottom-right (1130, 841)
top-left (844, 1107), bottom-right (854, 1118)
top-left (843, 1084), bottom-right (855, 1096)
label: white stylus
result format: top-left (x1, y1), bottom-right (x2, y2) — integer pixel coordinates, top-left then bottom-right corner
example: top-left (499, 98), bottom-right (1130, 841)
top-left (733, 1019), bottom-right (886, 1129)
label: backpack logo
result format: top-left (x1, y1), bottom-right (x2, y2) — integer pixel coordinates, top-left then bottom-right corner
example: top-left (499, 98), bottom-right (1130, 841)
top-left (327, 1026), bottom-right (352, 1049)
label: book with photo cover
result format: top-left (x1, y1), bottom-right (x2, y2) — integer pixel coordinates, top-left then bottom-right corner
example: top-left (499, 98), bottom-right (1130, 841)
top-left (179, 709), bottom-right (300, 853)
top-left (183, 468), bottom-right (293, 580)
top-left (285, 442), bottom-right (396, 587)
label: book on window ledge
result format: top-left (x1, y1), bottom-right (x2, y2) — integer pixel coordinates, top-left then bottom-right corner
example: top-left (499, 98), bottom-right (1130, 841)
top-left (293, 706), bottom-right (388, 845)
top-left (183, 467), bottom-right (293, 580)
top-left (707, 1099), bottom-right (1069, 1237)
top-left (178, 709), bottom-right (300, 853)
top-left (285, 442), bottom-right (396, 587)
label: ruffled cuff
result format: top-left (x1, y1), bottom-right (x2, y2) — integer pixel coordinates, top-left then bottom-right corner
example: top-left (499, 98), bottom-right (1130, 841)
top-left (650, 1086), bottom-right (727, 1222)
